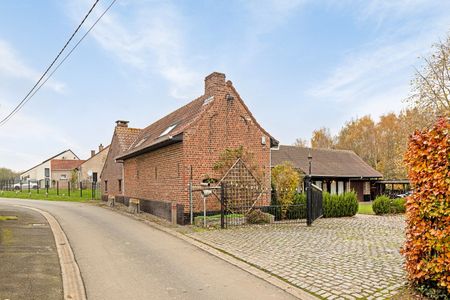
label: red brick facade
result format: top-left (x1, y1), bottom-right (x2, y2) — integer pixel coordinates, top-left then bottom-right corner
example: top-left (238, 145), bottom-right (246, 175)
top-left (117, 72), bottom-right (276, 213)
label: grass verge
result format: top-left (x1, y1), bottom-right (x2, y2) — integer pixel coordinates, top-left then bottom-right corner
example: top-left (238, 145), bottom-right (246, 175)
top-left (0, 188), bottom-right (100, 202)
top-left (358, 202), bottom-right (374, 215)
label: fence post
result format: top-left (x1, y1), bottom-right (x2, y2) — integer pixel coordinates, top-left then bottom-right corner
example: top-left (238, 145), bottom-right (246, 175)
top-left (80, 182), bottom-right (83, 198)
top-left (28, 181), bottom-right (30, 193)
top-left (57, 181), bottom-right (59, 195)
top-left (68, 182), bottom-right (71, 196)
top-left (220, 183), bottom-right (225, 229)
top-left (189, 181), bottom-right (193, 225)
top-left (306, 176), bottom-right (312, 226)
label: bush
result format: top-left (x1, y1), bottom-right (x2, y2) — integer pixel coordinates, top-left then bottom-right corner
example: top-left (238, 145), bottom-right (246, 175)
top-left (402, 117), bottom-right (450, 295)
top-left (286, 193), bottom-right (307, 219)
top-left (246, 209), bottom-right (273, 224)
top-left (323, 191), bottom-right (358, 218)
top-left (372, 195), bottom-right (391, 215)
top-left (373, 196), bottom-right (407, 215)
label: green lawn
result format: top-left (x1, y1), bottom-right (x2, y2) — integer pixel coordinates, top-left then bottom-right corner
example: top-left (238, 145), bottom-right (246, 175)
top-left (358, 202), bottom-right (374, 215)
top-left (0, 188), bottom-right (101, 202)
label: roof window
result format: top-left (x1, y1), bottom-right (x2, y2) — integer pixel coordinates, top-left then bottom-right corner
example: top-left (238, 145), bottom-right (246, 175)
top-left (159, 124), bottom-right (177, 137)
top-left (203, 96), bottom-right (214, 106)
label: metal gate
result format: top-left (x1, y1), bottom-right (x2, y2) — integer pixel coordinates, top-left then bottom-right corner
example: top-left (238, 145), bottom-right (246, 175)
top-left (305, 177), bottom-right (323, 226)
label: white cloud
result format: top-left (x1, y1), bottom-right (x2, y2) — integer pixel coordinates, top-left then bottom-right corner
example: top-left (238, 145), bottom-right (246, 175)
top-left (66, 1), bottom-right (200, 99)
top-left (0, 40), bottom-right (65, 93)
top-left (306, 7), bottom-right (450, 124)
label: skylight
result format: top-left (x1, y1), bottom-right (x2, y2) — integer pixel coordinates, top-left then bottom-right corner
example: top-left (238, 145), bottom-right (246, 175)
top-left (203, 96), bottom-right (214, 106)
top-left (159, 124), bottom-right (177, 137)
top-left (134, 138), bottom-right (147, 148)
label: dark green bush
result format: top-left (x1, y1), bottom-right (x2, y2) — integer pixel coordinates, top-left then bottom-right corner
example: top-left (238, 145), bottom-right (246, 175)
top-left (287, 193), bottom-right (306, 219)
top-left (391, 198), bottom-right (406, 214)
top-left (323, 191), bottom-right (358, 218)
top-left (246, 209), bottom-right (273, 224)
top-left (373, 195), bottom-right (391, 215)
top-left (373, 196), bottom-right (406, 215)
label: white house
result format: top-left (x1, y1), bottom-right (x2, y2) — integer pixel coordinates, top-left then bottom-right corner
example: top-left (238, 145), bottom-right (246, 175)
top-left (20, 149), bottom-right (80, 188)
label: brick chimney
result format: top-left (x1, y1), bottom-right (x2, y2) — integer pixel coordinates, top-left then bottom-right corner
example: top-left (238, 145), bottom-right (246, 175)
top-left (90, 150), bottom-right (95, 158)
top-left (98, 144), bottom-right (104, 152)
top-left (116, 120), bottom-right (129, 127)
top-left (204, 72), bottom-right (226, 95)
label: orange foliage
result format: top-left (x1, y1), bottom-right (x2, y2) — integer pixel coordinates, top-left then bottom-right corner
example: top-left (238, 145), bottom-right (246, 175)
top-left (402, 117), bottom-right (450, 293)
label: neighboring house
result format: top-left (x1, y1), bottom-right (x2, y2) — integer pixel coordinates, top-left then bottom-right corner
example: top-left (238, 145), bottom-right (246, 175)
top-left (77, 144), bottom-right (110, 186)
top-left (20, 149), bottom-right (80, 188)
top-left (51, 159), bottom-right (85, 188)
top-left (271, 145), bottom-right (383, 201)
top-left (101, 121), bottom-right (141, 197)
top-left (110, 72), bottom-right (278, 220)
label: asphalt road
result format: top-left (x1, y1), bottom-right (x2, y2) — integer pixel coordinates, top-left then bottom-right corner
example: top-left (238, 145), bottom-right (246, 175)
top-left (0, 198), bottom-right (296, 300)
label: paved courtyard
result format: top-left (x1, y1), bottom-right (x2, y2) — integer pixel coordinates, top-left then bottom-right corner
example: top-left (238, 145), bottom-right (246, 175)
top-left (188, 214), bottom-right (406, 300)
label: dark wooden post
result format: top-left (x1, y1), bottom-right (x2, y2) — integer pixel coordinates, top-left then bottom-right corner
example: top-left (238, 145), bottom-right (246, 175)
top-left (57, 181), bottom-right (59, 195)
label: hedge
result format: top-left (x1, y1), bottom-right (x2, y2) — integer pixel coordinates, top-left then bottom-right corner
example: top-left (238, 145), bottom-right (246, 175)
top-left (402, 117), bottom-right (450, 296)
top-left (372, 196), bottom-right (406, 215)
top-left (323, 191), bottom-right (358, 218)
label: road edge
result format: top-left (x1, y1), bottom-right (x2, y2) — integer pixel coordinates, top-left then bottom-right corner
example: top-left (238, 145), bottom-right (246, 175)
top-left (14, 205), bottom-right (87, 300)
top-left (101, 205), bottom-right (319, 300)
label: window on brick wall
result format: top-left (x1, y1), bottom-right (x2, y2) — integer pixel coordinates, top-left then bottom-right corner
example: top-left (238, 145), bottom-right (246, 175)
top-left (105, 180), bottom-right (108, 192)
top-left (118, 179), bottom-right (122, 192)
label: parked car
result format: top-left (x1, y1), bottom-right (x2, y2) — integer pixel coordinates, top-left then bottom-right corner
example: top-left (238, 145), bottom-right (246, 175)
top-left (396, 191), bottom-right (413, 198)
top-left (13, 180), bottom-right (38, 190)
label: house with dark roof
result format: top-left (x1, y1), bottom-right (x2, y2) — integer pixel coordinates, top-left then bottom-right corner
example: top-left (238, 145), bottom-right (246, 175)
top-left (101, 121), bottom-right (141, 198)
top-left (104, 72), bottom-right (278, 222)
top-left (20, 149), bottom-right (80, 188)
top-left (271, 145), bottom-right (383, 201)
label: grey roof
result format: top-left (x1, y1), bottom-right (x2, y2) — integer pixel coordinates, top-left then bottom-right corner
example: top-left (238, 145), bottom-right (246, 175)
top-left (271, 145), bottom-right (383, 178)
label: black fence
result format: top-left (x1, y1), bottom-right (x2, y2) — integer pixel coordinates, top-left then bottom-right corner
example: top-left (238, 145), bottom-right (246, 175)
top-left (218, 184), bottom-right (307, 228)
top-left (305, 177), bottom-right (323, 226)
top-left (0, 178), bottom-right (101, 200)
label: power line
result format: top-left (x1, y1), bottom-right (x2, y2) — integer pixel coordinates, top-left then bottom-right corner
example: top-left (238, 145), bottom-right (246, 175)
top-left (0, 0), bottom-right (115, 126)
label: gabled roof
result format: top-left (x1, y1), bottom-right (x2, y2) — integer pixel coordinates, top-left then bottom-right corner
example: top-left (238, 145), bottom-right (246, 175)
top-left (118, 95), bottom-right (209, 160)
top-left (79, 145), bottom-right (110, 166)
top-left (116, 126), bottom-right (142, 153)
top-left (20, 149), bottom-right (79, 175)
top-left (51, 159), bottom-right (85, 171)
top-left (117, 72), bottom-right (278, 161)
top-left (271, 145), bottom-right (383, 178)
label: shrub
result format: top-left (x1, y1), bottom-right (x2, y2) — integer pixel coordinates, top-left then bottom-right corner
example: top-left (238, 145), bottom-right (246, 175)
top-left (287, 193), bottom-right (307, 219)
top-left (372, 196), bottom-right (406, 215)
top-left (372, 195), bottom-right (391, 215)
top-left (391, 198), bottom-right (406, 214)
top-left (271, 162), bottom-right (300, 217)
top-left (323, 191), bottom-right (358, 218)
top-left (402, 117), bottom-right (450, 295)
top-left (246, 209), bottom-right (273, 224)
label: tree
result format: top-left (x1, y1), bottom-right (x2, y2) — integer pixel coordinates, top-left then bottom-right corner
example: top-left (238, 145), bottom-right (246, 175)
top-left (0, 168), bottom-right (18, 181)
top-left (293, 138), bottom-right (308, 147)
top-left (311, 127), bottom-right (335, 149)
top-left (336, 116), bottom-right (379, 169)
top-left (375, 113), bottom-right (403, 179)
top-left (408, 35), bottom-right (450, 117)
top-left (271, 162), bottom-right (300, 218)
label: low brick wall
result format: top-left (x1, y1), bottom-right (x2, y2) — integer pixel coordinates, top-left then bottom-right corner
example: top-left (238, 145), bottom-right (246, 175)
top-left (101, 194), bottom-right (108, 202)
top-left (120, 196), bottom-right (184, 225)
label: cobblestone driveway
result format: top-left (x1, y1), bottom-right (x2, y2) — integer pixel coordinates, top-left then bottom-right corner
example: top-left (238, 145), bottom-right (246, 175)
top-left (188, 215), bottom-right (406, 300)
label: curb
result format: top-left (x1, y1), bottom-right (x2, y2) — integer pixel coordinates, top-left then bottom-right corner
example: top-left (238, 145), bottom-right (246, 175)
top-left (15, 205), bottom-right (86, 300)
top-left (102, 205), bottom-right (319, 300)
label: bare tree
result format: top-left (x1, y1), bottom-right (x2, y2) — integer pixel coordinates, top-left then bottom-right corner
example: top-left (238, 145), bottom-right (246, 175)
top-left (409, 35), bottom-right (450, 116)
top-left (293, 138), bottom-right (308, 147)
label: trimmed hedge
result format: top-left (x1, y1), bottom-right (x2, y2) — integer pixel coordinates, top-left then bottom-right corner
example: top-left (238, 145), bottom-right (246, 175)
top-left (323, 191), bottom-right (358, 218)
top-left (372, 196), bottom-right (406, 215)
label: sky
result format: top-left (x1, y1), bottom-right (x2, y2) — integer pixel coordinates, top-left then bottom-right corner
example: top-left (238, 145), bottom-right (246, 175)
top-left (0, 0), bottom-right (449, 172)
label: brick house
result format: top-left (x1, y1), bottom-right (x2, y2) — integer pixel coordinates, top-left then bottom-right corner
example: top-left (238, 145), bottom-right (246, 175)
top-left (109, 72), bottom-right (278, 221)
top-left (50, 159), bottom-right (85, 188)
top-left (101, 121), bottom-right (141, 198)
top-left (77, 144), bottom-right (110, 186)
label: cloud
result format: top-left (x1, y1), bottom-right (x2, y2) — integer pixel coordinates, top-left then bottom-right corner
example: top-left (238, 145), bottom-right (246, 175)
top-left (0, 40), bottom-right (65, 93)
top-left (306, 6), bottom-right (450, 123)
top-left (65, 1), bottom-right (200, 99)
